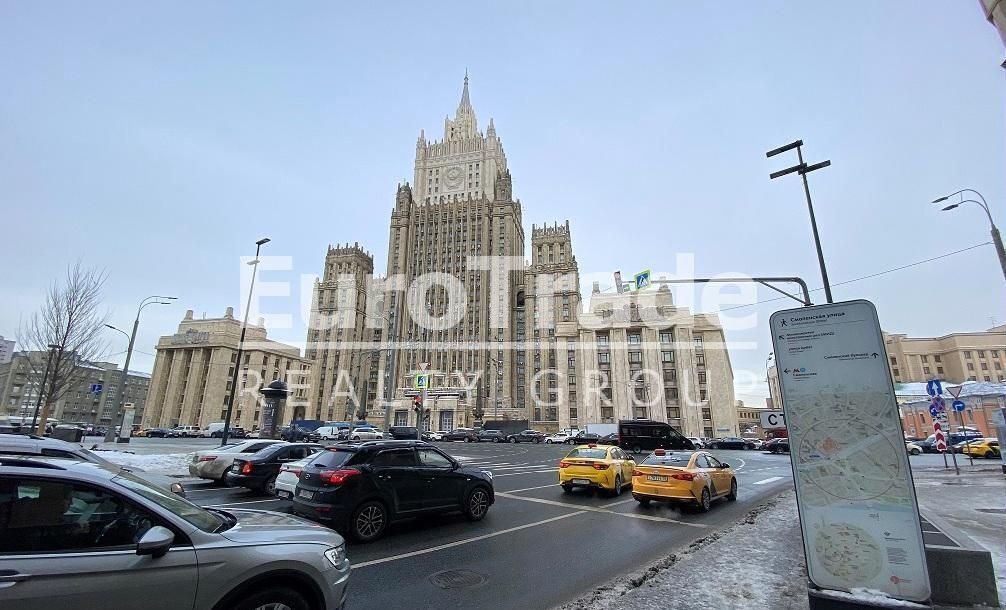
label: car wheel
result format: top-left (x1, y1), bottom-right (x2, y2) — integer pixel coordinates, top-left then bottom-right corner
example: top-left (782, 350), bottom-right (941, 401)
top-left (986, 451), bottom-right (997, 459)
top-left (535, 438), bottom-right (542, 444)
top-left (262, 474), bottom-right (277, 496)
top-left (631, 445), bottom-right (642, 455)
top-left (232, 586), bottom-right (309, 610)
top-left (352, 435), bottom-right (360, 440)
top-left (510, 437), bottom-right (517, 443)
top-left (464, 437), bottom-right (472, 442)
top-left (561, 484), bottom-right (573, 494)
top-left (633, 494), bottom-right (650, 506)
top-left (910, 448), bottom-right (920, 455)
top-left (351, 500), bottom-right (388, 543)
top-left (612, 474), bottom-right (623, 497)
top-left (727, 478), bottom-right (738, 501)
top-left (697, 487), bottom-right (711, 512)
top-left (545, 439), bottom-right (552, 444)
top-left (465, 486), bottom-right (491, 521)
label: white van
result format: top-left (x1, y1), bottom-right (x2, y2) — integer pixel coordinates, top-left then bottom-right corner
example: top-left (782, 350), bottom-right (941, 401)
top-left (201, 422), bottom-right (226, 438)
top-left (313, 425), bottom-right (343, 440)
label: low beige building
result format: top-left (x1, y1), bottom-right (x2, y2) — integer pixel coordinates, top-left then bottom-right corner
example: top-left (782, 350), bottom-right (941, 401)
top-left (573, 284), bottom-right (739, 438)
top-left (884, 325), bottom-right (1006, 384)
top-left (736, 400), bottom-right (769, 436)
top-left (144, 309), bottom-right (311, 432)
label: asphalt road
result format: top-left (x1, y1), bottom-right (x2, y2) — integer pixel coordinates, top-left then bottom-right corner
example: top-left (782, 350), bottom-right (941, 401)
top-left (182, 442), bottom-right (795, 610)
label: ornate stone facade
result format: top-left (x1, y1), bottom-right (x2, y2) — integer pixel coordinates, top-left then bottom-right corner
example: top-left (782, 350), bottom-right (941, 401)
top-left (306, 76), bottom-right (738, 436)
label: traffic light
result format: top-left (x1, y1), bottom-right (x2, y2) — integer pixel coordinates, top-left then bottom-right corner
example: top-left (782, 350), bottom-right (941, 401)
top-left (413, 396), bottom-right (423, 412)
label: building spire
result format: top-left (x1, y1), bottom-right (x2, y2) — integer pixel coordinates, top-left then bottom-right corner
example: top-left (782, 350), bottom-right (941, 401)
top-left (458, 71), bottom-right (473, 116)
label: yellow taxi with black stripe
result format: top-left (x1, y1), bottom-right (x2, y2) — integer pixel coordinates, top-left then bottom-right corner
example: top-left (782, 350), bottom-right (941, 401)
top-left (630, 449), bottom-right (737, 511)
top-left (558, 444), bottom-right (636, 495)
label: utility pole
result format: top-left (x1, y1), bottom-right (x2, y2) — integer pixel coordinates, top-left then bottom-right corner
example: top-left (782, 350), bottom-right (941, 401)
top-left (221, 237), bottom-right (270, 446)
top-left (105, 296), bottom-right (176, 443)
top-left (767, 140), bottom-right (834, 303)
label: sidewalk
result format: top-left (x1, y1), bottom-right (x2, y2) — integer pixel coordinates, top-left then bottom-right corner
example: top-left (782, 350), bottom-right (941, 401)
top-left (558, 471), bottom-right (1005, 610)
top-left (558, 491), bottom-right (811, 610)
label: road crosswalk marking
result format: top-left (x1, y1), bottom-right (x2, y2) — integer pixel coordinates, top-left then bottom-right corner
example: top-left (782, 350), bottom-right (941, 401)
top-left (752, 476), bottom-right (785, 485)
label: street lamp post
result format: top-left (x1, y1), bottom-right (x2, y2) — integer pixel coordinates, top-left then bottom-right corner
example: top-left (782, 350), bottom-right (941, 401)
top-left (104, 295), bottom-right (177, 443)
top-left (767, 140), bottom-right (834, 303)
top-left (30, 343), bottom-right (61, 433)
top-left (221, 237), bottom-right (270, 446)
top-left (933, 189), bottom-right (1006, 283)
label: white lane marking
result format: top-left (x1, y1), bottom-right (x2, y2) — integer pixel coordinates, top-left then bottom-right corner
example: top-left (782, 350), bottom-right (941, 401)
top-left (493, 469), bottom-right (558, 477)
top-left (352, 510), bottom-right (588, 568)
top-left (731, 457), bottom-right (746, 472)
top-left (500, 483), bottom-right (560, 494)
top-left (182, 487), bottom-right (242, 494)
top-left (752, 476), bottom-right (784, 485)
top-left (495, 492), bottom-right (707, 528)
top-left (208, 498), bottom-right (285, 507)
top-left (604, 498), bottom-right (637, 507)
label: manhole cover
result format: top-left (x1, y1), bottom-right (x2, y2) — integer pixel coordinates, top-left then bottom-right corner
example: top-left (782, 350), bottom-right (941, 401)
top-left (976, 508), bottom-right (1006, 514)
top-left (429, 569), bottom-right (488, 589)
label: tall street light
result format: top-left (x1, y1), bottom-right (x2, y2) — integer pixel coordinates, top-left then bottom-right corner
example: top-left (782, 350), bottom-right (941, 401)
top-left (767, 140), bottom-right (834, 303)
top-left (221, 237), bottom-right (270, 445)
top-left (932, 189), bottom-right (1006, 283)
top-left (104, 295), bottom-right (177, 442)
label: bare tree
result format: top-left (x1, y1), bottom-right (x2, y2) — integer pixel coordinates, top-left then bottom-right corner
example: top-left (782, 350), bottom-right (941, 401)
top-left (17, 262), bottom-right (109, 433)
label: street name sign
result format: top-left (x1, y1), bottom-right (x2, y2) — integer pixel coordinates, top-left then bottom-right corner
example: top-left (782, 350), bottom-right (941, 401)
top-left (770, 300), bottom-right (930, 602)
top-left (759, 410), bottom-right (787, 430)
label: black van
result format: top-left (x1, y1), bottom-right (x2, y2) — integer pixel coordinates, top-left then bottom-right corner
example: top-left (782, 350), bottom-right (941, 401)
top-left (617, 419), bottom-right (694, 454)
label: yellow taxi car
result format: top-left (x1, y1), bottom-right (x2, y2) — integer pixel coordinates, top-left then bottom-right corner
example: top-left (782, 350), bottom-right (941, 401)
top-left (559, 444), bottom-right (636, 495)
top-left (960, 438), bottom-right (1000, 459)
top-left (630, 449), bottom-right (737, 511)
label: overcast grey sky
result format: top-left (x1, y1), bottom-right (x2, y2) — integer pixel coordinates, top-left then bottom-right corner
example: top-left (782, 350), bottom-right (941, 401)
top-left (2, 1), bottom-right (1003, 405)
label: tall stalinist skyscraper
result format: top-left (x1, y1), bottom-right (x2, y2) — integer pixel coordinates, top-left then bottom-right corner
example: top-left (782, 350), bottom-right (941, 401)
top-left (303, 74), bottom-right (738, 438)
top-left (373, 75), bottom-right (525, 428)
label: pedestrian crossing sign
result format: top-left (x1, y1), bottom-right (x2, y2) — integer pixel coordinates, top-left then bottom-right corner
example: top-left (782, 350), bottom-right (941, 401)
top-left (634, 269), bottom-right (651, 290)
top-left (414, 374), bottom-right (430, 390)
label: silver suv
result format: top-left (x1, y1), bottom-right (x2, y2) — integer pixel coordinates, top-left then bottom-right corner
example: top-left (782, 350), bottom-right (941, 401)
top-left (0, 456), bottom-right (350, 610)
top-left (0, 433), bottom-right (185, 496)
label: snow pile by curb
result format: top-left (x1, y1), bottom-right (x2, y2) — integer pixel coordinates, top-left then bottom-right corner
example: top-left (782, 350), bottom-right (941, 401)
top-left (556, 491), bottom-right (807, 610)
top-left (815, 588), bottom-right (929, 608)
top-left (96, 450), bottom-right (191, 476)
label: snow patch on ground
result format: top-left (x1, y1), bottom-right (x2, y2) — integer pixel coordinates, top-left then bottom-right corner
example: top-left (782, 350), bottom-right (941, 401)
top-left (95, 450), bottom-right (191, 476)
top-left (559, 491), bottom-right (811, 610)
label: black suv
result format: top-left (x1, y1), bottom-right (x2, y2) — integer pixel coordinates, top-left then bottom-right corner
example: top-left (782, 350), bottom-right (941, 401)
top-left (476, 430), bottom-right (506, 443)
top-left (505, 430), bottom-right (544, 444)
top-left (292, 440), bottom-right (494, 542)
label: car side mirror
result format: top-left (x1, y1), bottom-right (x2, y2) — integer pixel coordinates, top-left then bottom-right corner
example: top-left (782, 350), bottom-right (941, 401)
top-left (718, 463), bottom-right (730, 469)
top-left (136, 526), bottom-right (174, 558)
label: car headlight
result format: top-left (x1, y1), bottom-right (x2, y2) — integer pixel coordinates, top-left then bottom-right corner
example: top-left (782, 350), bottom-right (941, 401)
top-left (481, 469), bottom-right (493, 479)
top-left (324, 544), bottom-right (347, 567)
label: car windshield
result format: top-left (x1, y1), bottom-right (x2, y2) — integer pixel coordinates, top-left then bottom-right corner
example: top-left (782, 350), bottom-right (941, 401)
top-left (566, 448), bottom-right (608, 459)
top-left (642, 453), bottom-right (693, 467)
top-left (112, 470), bottom-right (225, 533)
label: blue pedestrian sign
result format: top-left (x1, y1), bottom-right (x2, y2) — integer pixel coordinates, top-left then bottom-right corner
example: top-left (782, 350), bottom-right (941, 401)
top-left (925, 379), bottom-right (942, 397)
top-left (633, 269), bottom-right (651, 290)
top-left (90, 383), bottom-right (103, 394)
top-left (952, 400), bottom-right (966, 413)
top-left (413, 374), bottom-right (430, 390)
